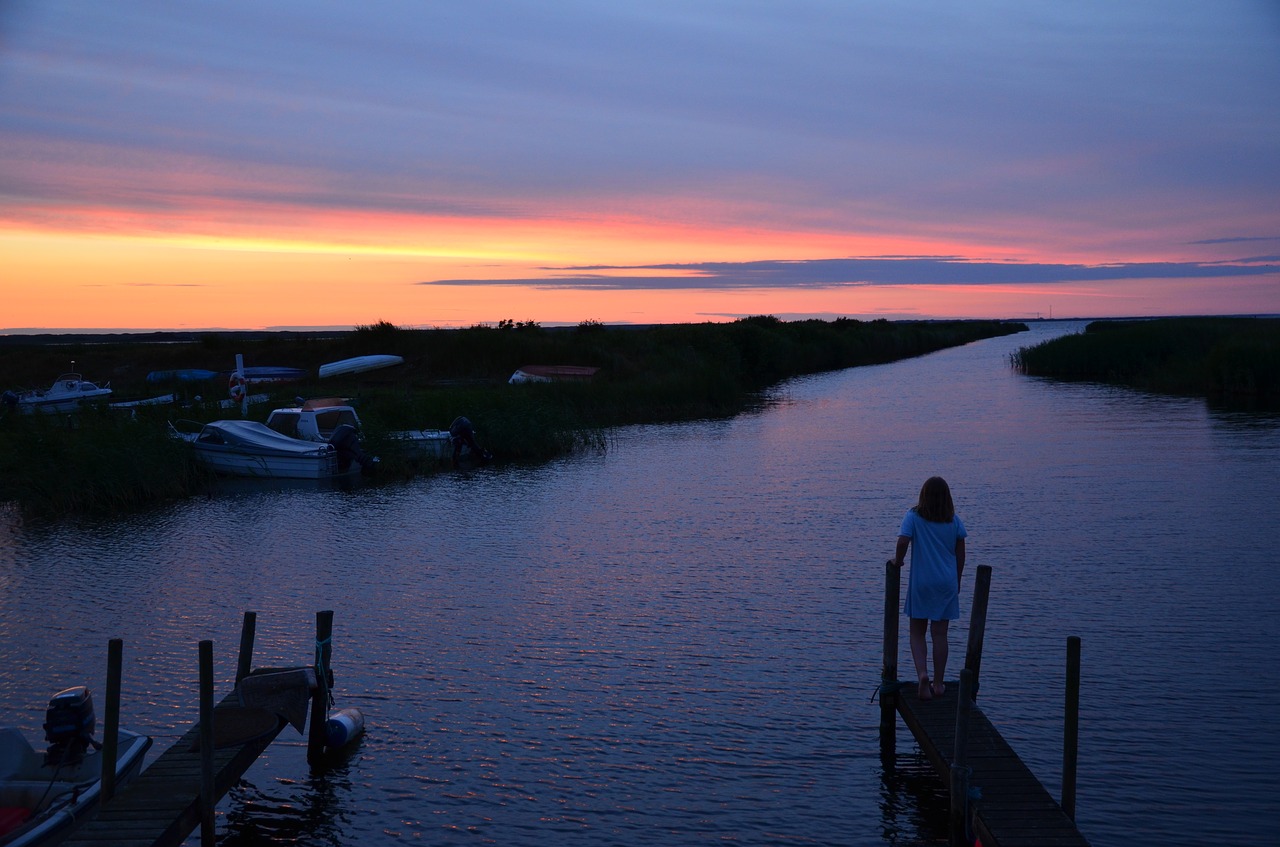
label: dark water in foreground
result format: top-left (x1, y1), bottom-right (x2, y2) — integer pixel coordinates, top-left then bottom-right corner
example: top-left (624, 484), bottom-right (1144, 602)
top-left (2, 321), bottom-right (1277, 846)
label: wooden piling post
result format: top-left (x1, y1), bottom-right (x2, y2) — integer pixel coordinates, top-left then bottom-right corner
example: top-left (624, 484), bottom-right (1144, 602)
top-left (880, 560), bottom-right (901, 758)
top-left (307, 610), bottom-right (334, 767)
top-left (963, 565), bottom-right (992, 701)
top-left (236, 611), bottom-right (257, 684)
top-left (1063, 635), bottom-right (1081, 820)
top-left (100, 638), bottom-right (122, 803)
top-left (949, 668), bottom-right (975, 847)
top-left (198, 639), bottom-right (215, 847)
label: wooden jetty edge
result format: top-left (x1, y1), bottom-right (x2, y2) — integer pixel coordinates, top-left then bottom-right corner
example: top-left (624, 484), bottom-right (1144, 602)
top-left (880, 564), bottom-right (1091, 847)
top-left (64, 611), bottom-right (339, 847)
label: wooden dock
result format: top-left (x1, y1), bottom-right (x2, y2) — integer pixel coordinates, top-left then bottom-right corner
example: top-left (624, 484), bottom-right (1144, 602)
top-left (881, 564), bottom-right (1090, 847)
top-left (63, 611), bottom-right (335, 847)
top-left (896, 684), bottom-right (1089, 847)
top-left (62, 688), bottom-right (287, 847)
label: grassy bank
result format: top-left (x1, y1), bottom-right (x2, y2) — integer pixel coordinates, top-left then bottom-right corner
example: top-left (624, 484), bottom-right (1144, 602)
top-left (1011, 317), bottom-right (1280, 405)
top-left (1, 317), bottom-right (1024, 518)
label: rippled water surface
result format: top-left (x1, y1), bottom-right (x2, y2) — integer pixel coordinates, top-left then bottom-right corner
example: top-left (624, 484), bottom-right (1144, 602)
top-left (2, 322), bottom-right (1277, 846)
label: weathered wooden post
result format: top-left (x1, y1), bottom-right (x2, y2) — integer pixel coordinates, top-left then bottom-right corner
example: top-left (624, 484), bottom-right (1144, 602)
top-left (1063, 635), bottom-right (1081, 819)
top-left (308, 610), bottom-right (334, 767)
top-left (949, 668), bottom-right (975, 847)
top-left (100, 638), bottom-right (122, 803)
top-left (198, 639), bottom-right (216, 847)
top-left (236, 611), bottom-right (257, 684)
top-left (963, 565), bottom-right (992, 701)
top-left (881, 559), bottom-right (901, 759)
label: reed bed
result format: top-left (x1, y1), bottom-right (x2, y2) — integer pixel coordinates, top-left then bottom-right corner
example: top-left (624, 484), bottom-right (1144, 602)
top-left (1, 317), bottom-right (1023, 518)
top-left (1011, 317), bottom-right (1280, 405)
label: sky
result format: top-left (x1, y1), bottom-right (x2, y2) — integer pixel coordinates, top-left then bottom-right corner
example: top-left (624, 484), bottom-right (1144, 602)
top-left (2, 1), bottom-right (1278, 332)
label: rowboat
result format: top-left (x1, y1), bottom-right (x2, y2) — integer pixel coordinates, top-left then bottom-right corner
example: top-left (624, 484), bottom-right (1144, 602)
top-left (0, 687), bottom-right (151, 847)
top-left (145, 368), bottom-right (218, 384)
top-left (318, 355), bottom-right (404, 379)
top-left (1, 374), bottom-right (112, 414)
top-left (237, 366), bottom-right (307, 384)
top-left (508, 365), bottom-right (599, 384)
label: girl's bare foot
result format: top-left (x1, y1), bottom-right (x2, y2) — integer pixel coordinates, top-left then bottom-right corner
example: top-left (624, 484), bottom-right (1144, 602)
top-left (918, 676), bottom-right (933, 701)
top-left (932, 680), bottom-right (946, 698)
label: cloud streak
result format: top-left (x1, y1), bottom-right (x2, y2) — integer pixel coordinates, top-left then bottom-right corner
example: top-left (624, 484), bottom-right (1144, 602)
top-left (422, 256), bottom-right (1280, 291)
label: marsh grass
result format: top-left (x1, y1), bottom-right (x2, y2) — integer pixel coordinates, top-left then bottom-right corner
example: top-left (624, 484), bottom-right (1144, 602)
top-left (1, 317), bottom-right (1023, 517)
top-left (1011, 317), bottom-right (1280, 404)
top-left (0, 406), bottom-right (204, 518)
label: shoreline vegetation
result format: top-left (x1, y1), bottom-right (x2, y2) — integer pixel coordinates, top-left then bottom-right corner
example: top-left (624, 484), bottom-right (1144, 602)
top-left (0, 317), bottom-right (1024, 519)
top-left (1012, 316), bottom-right (1280, 407)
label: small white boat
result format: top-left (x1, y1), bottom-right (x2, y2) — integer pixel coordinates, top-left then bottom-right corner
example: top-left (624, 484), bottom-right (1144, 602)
top-left (179, 419), bottom-right (344, 479)
top-left (0, 687), bottom-right (151, 847)
top-left (108, 393), bottom-right (176, 410)
top-left (266, 399), bottom-right (448, 462)
top-left (318, 355), bottom-right (404, 379)
top-left (508, 365), bottom-right (599, 384)
top-left (1, 374), bottom-right (112, 415)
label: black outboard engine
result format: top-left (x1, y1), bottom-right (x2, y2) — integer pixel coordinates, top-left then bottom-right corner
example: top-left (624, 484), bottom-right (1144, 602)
top-left (43, 686), bottom-right (96, 766)
top-left (330, 424), bottom-right (378, 474)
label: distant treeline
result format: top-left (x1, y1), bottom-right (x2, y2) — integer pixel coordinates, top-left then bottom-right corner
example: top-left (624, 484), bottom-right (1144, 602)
top-left (0, 317), bottom-right (1024, 518)
top-left (1012, 317), bottom-right (1280, 405)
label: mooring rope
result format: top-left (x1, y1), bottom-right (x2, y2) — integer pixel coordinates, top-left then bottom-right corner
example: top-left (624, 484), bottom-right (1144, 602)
top-left (869, 679), bottom-right (910, 703)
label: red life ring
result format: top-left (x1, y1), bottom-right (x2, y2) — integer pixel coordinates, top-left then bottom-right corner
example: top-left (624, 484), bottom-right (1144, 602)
top-left (229, 372), bottom-right (247, 402)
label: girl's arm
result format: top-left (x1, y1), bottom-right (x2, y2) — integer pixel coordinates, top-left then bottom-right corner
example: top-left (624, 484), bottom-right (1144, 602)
top-left (955, 538), bottom-right (966, 582)
top-left (893, 535), bottom-right (910, 567)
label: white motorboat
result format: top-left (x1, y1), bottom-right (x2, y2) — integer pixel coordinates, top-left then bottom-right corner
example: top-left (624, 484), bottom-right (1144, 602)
top-left (1, 374), bottom-right (112, 415)
top-left (179, 419), bottom-right (345, 479)
top-left (0, 687), bottom-right (151, 847)
top-left (266, 399), bottom-right (448, 462)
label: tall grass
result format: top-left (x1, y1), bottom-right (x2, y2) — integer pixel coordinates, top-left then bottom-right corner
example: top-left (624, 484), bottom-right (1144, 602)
top-left (0, 407), bottom-right (203, 518)
top-left (1011, 317), bottom-right (1280, 404)
top-left (1, 318), bottom-right (1024, 517)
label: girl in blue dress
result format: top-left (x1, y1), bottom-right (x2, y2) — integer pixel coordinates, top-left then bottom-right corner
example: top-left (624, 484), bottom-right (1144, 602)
top-left (893, 476), bottom-right (967, 701)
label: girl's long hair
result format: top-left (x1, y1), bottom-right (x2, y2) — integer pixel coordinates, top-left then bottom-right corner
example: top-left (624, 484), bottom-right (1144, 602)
top-left (914, 476), bottom-right (955, 523)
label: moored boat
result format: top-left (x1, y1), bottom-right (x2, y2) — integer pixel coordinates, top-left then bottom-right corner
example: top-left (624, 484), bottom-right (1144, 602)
top-left (177, 419), bottom-right (345, 479)
top-left (266, 399), bottom-right (447, 462)
top-left (1, 374), bottom-right (112, 415)
top-left (318, 355), bottom-right (404, 379)
top-left (145, 368), bottom-right (218, 384)
top-left (508, 365), bottom-right (599, 384)
top-left (0, 687), bottom-right (151, 847)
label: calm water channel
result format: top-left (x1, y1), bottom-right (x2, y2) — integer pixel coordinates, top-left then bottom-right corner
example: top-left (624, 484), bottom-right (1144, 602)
top-left (2, 321), bottom-right (1277, 846)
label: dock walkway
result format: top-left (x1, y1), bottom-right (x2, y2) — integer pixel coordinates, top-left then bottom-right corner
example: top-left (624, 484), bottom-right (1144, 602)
top-left (63, 611), bottom-right (332, 847)
top-left (896, 685), bottom-right (1089, 847)
top-left (62, 688), bottom-right (287, 847)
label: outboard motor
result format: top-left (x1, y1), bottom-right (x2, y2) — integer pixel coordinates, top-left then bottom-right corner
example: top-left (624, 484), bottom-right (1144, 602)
top-left (43, 686), bottom-right (96, 766)
top-left (330, 424), bottom-right (378, 474)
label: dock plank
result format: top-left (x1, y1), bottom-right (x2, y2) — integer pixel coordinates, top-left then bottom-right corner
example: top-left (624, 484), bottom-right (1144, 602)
top-left (895, 684), bottom-right (1089, 847)
top-left (63, 687), bottom-right (292, 847)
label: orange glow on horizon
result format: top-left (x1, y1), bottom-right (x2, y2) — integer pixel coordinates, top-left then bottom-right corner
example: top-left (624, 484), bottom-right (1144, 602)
top-left (3, 195), bottom-right (1276, 331)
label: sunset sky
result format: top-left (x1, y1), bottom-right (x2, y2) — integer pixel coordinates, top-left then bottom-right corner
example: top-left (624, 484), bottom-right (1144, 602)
top-left (2, 1), bottom-right (1278, 331)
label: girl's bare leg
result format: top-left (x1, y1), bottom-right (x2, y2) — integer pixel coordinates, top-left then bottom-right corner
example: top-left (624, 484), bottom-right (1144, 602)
top-left (930, 619), bottom-right (950, 696)
top-left (909, 617), bottom-right (932, 700)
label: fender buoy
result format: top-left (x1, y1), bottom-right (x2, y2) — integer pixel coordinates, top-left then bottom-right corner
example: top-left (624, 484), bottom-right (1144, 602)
top-left (324, 707), bottom-right (365, 748)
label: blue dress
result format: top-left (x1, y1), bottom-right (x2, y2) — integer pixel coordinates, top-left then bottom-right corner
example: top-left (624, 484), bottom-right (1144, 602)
top-left (899, 509), bottom-right (967, 621)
